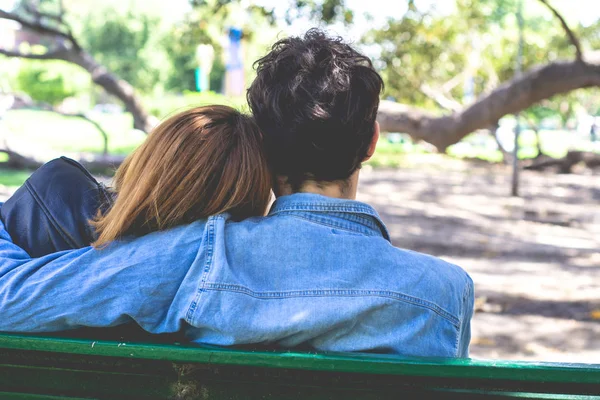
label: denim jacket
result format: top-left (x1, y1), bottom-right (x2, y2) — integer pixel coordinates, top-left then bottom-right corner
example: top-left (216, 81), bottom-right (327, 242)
top-left (0, 193), bottom-right (474, 357)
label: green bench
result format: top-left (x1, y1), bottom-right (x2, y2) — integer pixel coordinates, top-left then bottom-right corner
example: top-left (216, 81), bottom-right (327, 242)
top-left (0, 333), bottom-right (599, 399)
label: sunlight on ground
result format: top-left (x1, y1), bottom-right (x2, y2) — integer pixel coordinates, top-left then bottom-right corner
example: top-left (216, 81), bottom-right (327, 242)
top-left (357, 163), bottom-right (600, 362)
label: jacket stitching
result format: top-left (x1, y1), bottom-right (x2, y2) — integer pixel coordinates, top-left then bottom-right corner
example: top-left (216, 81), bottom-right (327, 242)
top-left (272, 203), bottom-right (377, 214)
top-left (276, 209), bottom-right (381, 231)
top-left (186, 216), bottom-right (217, 323)
top-left (59, 156), bottom-right (100, 183)
top-left (271, 211), bottom-right (390, 240)
top-left (203, 282), bottom-right (460, 328)
top-left (277, 214), bottom-right (380, 237)
top-left (269, 200), bottom-right (391, 240)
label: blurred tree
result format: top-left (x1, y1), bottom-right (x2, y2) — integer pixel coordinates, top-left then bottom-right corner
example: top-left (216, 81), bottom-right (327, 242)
top-left (369, 0), bottom-right (600, 150)
top-left (189, 0), bottom-right (349, 25)
top-left (81, 9), bottom-right (162, 95)
top-left (0, 0), bottom-right (156, 132)
top-left (166, 0), bottom-right (280, 93)
top-left (284, 0), bottom-right (353, 25)
top-left (367, 0), bottom-right (581, 108)
top-left (162, 13), bottom-right (223, 92)
top-left (522, 103), bottom-right (556, 157)
top-left (1, 0), bottom-right (598, 152)
top-left (16, 61), bottom-right (80, 105)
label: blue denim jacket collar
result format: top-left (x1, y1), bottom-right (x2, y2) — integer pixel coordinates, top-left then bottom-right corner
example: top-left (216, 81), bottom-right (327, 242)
top-left (268, 193), bottom-right (391, 242)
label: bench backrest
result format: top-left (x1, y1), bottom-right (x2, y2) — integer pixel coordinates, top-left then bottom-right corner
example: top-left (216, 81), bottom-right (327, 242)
top-left (0, 334), bottom-right (599, 399)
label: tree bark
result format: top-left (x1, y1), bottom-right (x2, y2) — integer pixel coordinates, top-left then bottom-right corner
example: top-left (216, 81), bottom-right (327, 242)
top-left (377, 59), bottom-right (600, 151)
top-left (523, 151), bottom-right (600, 173)
top-left (0, 150), bottom-right (126, 174)
top-left (65, 52), bottom-right (157, 132)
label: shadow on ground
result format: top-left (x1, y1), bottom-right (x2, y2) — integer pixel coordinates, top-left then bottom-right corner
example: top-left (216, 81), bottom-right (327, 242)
top-left (357, 162), bottom-right (599, 362)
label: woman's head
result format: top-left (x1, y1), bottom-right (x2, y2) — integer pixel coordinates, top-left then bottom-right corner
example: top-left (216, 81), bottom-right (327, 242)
top-left (92, 105), bottom-right (271, 247)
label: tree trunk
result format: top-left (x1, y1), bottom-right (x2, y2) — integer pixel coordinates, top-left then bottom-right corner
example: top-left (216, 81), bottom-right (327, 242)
top-left (66, 52), bottom-right (157, 133)
top-left (377, 59), bottom-right (600, 151)
top-left (485, 121), bottom-right (512, 165)
top-left (533, 128), bottom-right (544, 159)
top-left (0, 150), bottom-right (126, 174)
top-left (523, 150), bottom-right (600, 173)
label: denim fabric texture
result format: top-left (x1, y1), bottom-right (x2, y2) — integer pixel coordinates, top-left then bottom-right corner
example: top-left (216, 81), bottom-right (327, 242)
top-left (0, 193), bottom-right (474, 357)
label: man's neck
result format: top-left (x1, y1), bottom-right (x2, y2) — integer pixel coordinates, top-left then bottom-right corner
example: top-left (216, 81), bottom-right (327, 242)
top-left (274, 171), bottom-right (360, 200)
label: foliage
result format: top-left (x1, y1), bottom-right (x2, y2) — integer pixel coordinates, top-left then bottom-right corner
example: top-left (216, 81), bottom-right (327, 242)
top-left (364, 0), bottom-right (598, 122)
top-left (3, 0), bottom-right (599, 152)
top-left (162, 14), bottom-right (224, 92)
top-left (166, 0), bottom-right (280, 93)
top-left (15, 60), bottom-right (89, 105)
top-left (365, 5), bottom-right (466, 109)
top-left (145, 91), bottom-right (246, 119)
top-left (523, 103), bottom-right (558, 128)
top-left (188, 0), bottom-right (351, 25)
top-left (0, 168), bottom-right (33, 188)
top-left (81, 8), bottom-right (164, 95)
top-left (285, 0), bottom-right (353, 25)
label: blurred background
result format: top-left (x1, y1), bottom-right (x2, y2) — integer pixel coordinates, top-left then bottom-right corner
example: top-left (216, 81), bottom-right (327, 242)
top-left (0, 0), bottom-right (598, 362)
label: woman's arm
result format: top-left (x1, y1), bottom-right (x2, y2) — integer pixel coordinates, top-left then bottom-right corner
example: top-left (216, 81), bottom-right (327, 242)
top-left (0, 216), bottom-right (207, 334)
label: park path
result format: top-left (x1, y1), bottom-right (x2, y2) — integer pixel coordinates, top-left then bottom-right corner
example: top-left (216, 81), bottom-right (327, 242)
top-left (357, 159), bottom-right (600, 363)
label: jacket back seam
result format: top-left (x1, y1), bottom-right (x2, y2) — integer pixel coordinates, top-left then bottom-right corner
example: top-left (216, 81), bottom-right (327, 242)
top-left (203, 282), bottom-right (460, 328)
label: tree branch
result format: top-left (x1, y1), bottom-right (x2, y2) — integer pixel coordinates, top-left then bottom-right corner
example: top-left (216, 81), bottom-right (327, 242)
top-left (23, 2), bottom-right (64, 25)
top-left (441, 71), bottom-right (466, 93)
top-left (0, 6), bottom-right (153, 133)
top-left (0, 47), bottom-right (67, 60)
top-left (537, 0), bottom-right (583, 61)
top-left (419, 83), bottom-right (462, 112)
top-left (0, 148), bottom-right (46, 169)
top-left (0, 9), bottom-right (80, 50)
top-left (377, 59), bottom-right (600, 151)
top-left (0, 148), bottom-right (126, 173)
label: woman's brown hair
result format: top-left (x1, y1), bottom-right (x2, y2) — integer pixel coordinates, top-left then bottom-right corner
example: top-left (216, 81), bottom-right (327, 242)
top-left (91, 105), bottom-right (271, 247)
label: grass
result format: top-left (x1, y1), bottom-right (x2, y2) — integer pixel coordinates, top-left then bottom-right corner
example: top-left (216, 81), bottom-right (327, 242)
top-left (2, 92), bottom-right (248, 156)
top-left (2, 109), bottom-right (144, 155)
top-left (367, 129), bottom-right (596, 168)
top-left (0, 169), bottom-right (33, 188)
top-left (0, 110), bottom-right (145, 189)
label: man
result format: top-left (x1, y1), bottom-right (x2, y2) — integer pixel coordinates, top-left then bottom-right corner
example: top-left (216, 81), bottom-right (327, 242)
top-left (0, 29), bottom-right (473, 357)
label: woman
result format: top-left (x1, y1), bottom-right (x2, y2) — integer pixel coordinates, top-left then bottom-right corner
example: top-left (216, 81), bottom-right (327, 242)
top-left (1, 105), bottom-right (271, 256)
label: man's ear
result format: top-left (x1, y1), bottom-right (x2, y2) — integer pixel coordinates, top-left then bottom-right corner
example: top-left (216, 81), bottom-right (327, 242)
top-left (363, 121), bottom-right (380, 162)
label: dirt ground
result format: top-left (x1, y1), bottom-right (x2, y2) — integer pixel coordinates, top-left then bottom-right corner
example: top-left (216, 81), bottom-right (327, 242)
top-left (0, 156), bottom-right (598, 363)
top-left (357, 157), bottom-right (600, 363)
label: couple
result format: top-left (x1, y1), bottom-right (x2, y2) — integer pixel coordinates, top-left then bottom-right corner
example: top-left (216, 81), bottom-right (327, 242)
top-left (0, 29), bottom-right (474, 358)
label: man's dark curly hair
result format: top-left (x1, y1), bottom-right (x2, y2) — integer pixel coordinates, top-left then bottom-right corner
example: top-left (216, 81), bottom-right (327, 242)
top-left (247, 28), bottom-right (384, 190)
